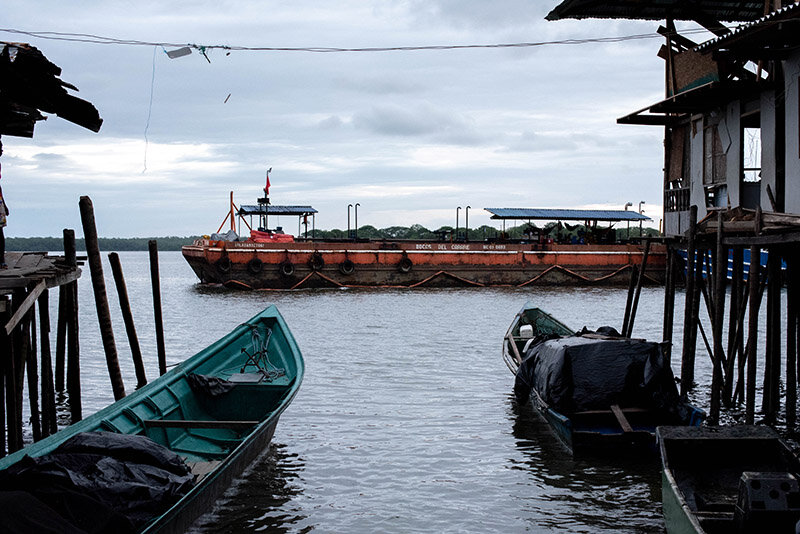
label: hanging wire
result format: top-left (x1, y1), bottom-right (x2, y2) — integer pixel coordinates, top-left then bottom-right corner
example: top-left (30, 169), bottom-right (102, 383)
top-left (0, 25), bottom-right (734, 54)
top-left (142, 45), bottom-right (157, 174)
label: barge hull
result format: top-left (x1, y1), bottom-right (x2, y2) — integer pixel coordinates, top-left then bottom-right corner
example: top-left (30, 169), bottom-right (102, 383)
top-left (182, 240), bottom-right (665, 289)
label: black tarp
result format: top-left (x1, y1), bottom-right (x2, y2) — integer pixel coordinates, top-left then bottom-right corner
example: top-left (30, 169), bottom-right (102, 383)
top-left (514, 332), bottom-right (681, 414)
top-left (0, 432), bottom-right (194, 534)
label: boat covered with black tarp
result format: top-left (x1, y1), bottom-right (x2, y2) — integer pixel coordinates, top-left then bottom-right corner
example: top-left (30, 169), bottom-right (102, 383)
top-left (504, 303), bottom-right (704, 455)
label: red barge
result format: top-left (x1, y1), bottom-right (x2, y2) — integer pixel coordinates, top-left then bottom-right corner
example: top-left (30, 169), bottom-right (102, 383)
top-left (182, 187), bottom-right (664, 290)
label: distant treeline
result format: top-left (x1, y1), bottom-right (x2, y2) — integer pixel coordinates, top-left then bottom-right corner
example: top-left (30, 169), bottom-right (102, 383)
top-left (6, 222), bottom-right (660, 251)
top-left (6, 236), bottom-right (201, 252)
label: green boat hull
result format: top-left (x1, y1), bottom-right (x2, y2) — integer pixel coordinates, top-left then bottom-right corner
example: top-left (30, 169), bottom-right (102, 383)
top-left (0, 304), bottom-right (304, 534)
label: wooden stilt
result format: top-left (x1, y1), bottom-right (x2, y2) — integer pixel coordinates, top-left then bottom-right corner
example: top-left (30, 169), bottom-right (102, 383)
top-left (79, 197), bottom-right (125, 401)
top-left (55, 284), bottom-right (66, 392)
top-left (0, 299), bottom-right (8, 456)
top-left (710, 212), bottom-right (726, 425)
top-left (622, 265), bottom-right (638, 336)
top-left (149, 240), bottom-right (167, 376)
top-left (724, 248), bottom-right (744, 405)
top-left (787, 249), bottom-right (797, 431)
top-left (625, 239), bottom-right (651, 338)
top-left (662, 245), bottom-right (676, 366)
top-left (26, 298), bottom-right (41, 442)
top-left (109, 252), bottom-right (147, 388)
top-left (745, 245), bottom-right (761, 424)
top-left (680, 206), bottom-right (698, 394)
top-left (763, 248), bottom-right (782, 423)
top-left (38, 289), bottom-right (57, 437)
top-left (64, 229), bottom-right (81, 422)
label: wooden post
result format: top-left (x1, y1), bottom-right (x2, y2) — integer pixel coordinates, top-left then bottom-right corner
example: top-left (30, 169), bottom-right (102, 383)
top-left (64, 229), bottom-right (82, 422)
top-left (55, 284), bottom-right (66, 392)
top-left (787, 249), bottom-right (797, 431)
top-left (0, 300), bottom-right (8, 456)
top-left (79, 197), bottom-right (126, 401)
top-left (680, 206), bottom-right (698, 394)
top-left (662, 245), bottom-right (676, 365)
top-left (10, 288), bottom-right (25, 451)
top-left (710, 211), bottom-right (726, 425)
top-left (625, 239), bottom-right (651, 338)
top-left (745, 245), bottom-right (761, 424)
top-left (109, 252), bottom-right (147, 388)
top-left (149, 240), bottom-right (167, 376)
top-left (38, 289), bottom-right (57, 437)
top-left (622, 265), bottom-right (638, 336)
top-left (724, 247), bottom-right (744, 405)
top-left (26, 299), bottom-right (41, 442)
top-left (763, 248), bottom-right (782, 423)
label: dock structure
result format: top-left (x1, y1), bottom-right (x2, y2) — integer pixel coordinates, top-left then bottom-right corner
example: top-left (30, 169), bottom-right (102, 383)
top-left (0, 40), bottom-right (102, 455)
top-left (548, 1), bottom-right (800, 426)
top-left (0, 248), bottom-right (81, 454)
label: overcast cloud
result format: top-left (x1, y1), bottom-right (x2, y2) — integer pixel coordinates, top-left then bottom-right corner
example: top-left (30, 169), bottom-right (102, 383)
top-left (1, 1), bottom-right (705, 237)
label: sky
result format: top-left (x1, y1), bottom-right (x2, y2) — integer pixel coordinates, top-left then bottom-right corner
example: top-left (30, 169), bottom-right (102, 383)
top-left (1, 1), bottom-right (711, 237)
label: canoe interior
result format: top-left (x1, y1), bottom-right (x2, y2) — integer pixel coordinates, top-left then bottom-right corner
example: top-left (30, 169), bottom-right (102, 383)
top-left (503, 303), bottom-right (574, 373)
top-left (658, 426), bottom-right (800, 533)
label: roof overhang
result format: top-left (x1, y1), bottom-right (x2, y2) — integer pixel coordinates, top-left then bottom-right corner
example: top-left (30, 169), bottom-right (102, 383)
top-left (617, 79), bottom-right (762, 125)
top-left (238, 205), bottom-right (318, 217)
top-left (546, 1), bottom-right (766, 22)
top-left (485, 208), bottom-right (651, 222)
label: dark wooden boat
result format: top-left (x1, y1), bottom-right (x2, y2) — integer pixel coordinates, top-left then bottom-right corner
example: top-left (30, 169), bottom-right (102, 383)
top-left (658, 425), bottom-right (800, 534)
top-left (0, 305), bottom-right (304, 534)
top-left (504, 302), bottom-right (704, 456)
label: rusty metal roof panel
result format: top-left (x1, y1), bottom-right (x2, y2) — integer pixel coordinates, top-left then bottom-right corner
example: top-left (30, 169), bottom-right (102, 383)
top-left (485, 208), bottom-right (650, 221)
top-left (546, 1), bottom-right (766, 22)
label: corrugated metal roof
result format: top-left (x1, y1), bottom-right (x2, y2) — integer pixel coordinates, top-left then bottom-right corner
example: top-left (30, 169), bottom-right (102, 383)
top-left (238, 205), bottom-right (317, 216)
top-left (695, 2), bottom-right (800, 52)
top-left (485, 208), bottom-right (651, 221)
top-left (546, 1), bottom-right (766, 22)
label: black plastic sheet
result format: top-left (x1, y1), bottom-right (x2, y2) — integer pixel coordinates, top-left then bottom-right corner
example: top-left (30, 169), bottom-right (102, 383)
top-left (0, 432), bottom-right (194, 533)
top-left (514, 330), bottom-right (680, 415)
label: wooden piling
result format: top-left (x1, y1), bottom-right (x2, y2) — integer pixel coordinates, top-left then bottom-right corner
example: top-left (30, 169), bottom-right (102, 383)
top-left (64, 229), bottom-right (82, 422)
top-left (745, 245), bottom-right (761, 424)
top-left (26, 300), bottom-right (41, 441)
top-left (79, 197), bottom-right (126, 401)
top-left (724, 247), bottom-right (744, 405)
top-left (625, 239), bottom-right (651, 338)
top-left (622, 265), bottom-right (638, 336)
top-left (680, 206), bottom-right (698, 394)
top-left (763, 248), bottom-right (782, 423)
top-left (109, 252), bottom-right (147, 388)
top-left (662, 245), bottom-right (676, 365)
top-left (0, 300), bottom-right (8, 456)
top-left (709, 211), bottom-right (726, 425)
top-left (55, 284), bottom-right (66, 392)
top-left (38, 289), bottom-right (57, 437)
top-left (787, 249), bottom-right (797, 431)
top-left (149, 240), bottom-right (167, 376)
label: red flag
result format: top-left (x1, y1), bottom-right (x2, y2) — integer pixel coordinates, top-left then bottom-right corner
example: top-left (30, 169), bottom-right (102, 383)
top-left (264, 175), bottom-right (271, 195)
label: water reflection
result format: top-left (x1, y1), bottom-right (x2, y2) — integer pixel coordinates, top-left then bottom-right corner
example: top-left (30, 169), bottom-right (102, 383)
top-left (507, 395), bottom-right (663, 533)
top-left (191, 442), bottom-right (307, 533)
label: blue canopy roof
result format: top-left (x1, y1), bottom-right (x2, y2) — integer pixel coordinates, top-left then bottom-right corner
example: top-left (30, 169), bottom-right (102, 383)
top-left (239, 205), bottom-right (317, 216)
top-left (485, 208), bottom-right (650, 222)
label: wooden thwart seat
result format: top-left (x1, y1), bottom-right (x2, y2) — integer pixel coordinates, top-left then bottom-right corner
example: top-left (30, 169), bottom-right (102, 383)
top-left (143, 419), bottom-right (259, 430)
top-left (610, 404), bottom-right (634, 433)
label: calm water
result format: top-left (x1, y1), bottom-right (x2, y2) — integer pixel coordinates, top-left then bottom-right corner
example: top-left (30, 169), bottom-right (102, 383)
top-left (54, 251), bottom-right (759, 532)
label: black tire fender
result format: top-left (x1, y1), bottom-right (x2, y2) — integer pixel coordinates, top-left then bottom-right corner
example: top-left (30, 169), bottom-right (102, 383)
top-left (339, 259), bottom-right (355, 275)
top-left (279, 261), bottom-right (295, 277)
top-left (247, 257), bottom-right (263, 274)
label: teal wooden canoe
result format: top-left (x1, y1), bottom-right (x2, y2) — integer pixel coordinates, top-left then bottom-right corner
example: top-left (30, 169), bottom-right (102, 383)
top-left (658, 426), bottom-right (800, 533)
top-left (505, 302), bottom-right (704, 456)
top-left (0, 304), bottom-right (304, 534)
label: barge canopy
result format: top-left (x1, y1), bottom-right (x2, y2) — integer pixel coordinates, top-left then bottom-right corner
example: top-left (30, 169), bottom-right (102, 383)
top-left (485, 208), bottom-right (651, 222)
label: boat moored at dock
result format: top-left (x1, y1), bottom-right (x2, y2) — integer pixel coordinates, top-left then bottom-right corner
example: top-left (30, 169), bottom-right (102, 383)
top-left (658, 425), bottom-right (800, 534)
top-left (0, 305), bottom-right (304, 534)
top-left (504, 303), bottom-right (704, 456)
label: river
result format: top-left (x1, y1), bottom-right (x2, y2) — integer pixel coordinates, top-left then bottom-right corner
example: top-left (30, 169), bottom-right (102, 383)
top-left (61, 251), bottom-right (744, 532)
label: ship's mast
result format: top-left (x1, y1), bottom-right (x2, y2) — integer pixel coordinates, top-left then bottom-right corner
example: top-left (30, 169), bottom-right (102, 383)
top-left (258, 167), bottom-right (272, 231)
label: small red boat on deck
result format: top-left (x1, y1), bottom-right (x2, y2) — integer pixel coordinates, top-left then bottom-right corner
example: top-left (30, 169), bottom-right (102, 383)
top-left (182, 177), bottom-right (664, 290)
